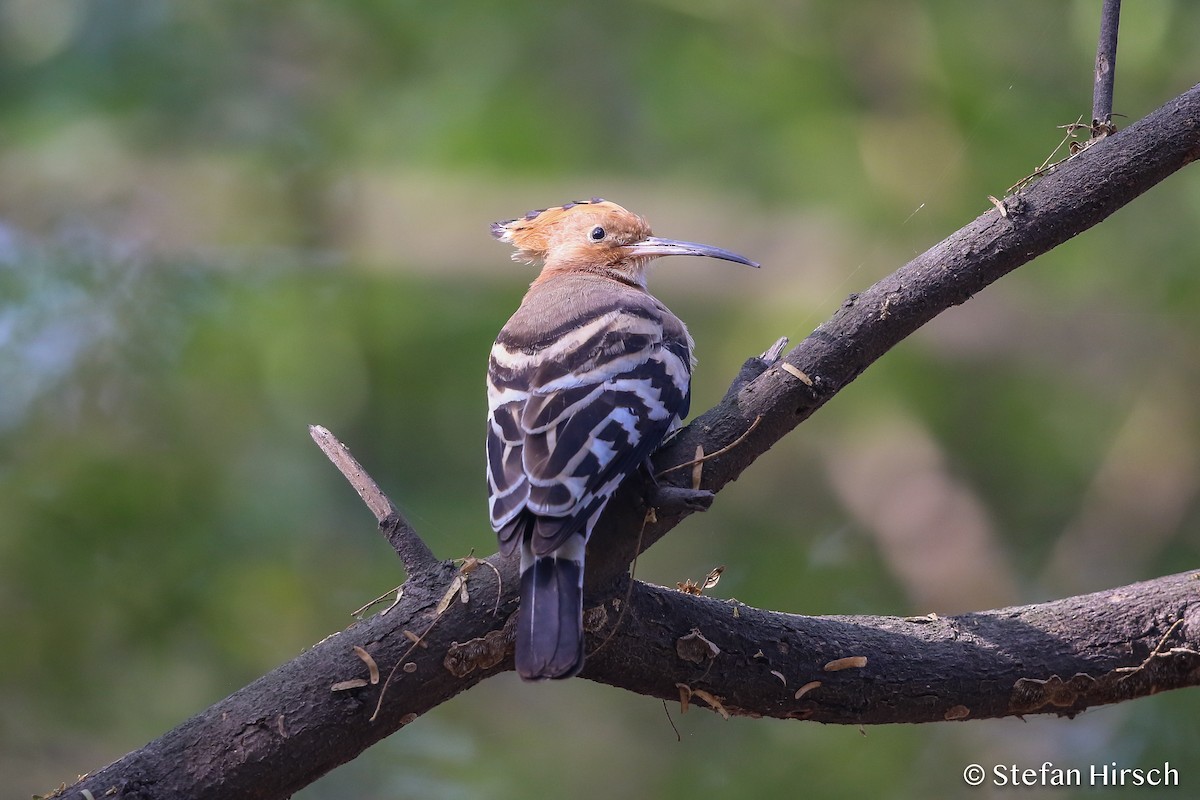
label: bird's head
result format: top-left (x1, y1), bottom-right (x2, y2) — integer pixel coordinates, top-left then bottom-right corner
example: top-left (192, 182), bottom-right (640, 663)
top-left (491, 198), bottom-right (758, 286)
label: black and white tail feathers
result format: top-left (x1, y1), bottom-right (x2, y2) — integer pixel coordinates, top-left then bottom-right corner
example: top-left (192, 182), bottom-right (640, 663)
top-left (515, 530), bottom-right (586, 679)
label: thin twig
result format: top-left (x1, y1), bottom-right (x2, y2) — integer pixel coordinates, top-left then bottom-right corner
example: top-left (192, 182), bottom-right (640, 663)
top-left (456, 551), bottom-right (505, 617)
top-left (309, 425), bottom-right (394, 522)
top-left (309, 425), bottom-right (439, 574)
top-left (1007, 117), bottom-right (1090, 194)
top-left (1115, 618), bottom-right (1184, 679)
top-left (661, 699), bottom-right (682, 742)
top-left (369, 612), bottom-right (446, 722)
top-left (351, 585), bottom-right (404, 618)
top-left (656, 415), bottom-right (763, 478)
top-left (1092, 0), bottom-right (1122, 137)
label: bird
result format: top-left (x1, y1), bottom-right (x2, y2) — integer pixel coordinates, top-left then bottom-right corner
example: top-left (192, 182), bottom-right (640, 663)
top-left (485, 198), bottom-right (758, 680)
top-left (480, 196), bottom-right (753, 681)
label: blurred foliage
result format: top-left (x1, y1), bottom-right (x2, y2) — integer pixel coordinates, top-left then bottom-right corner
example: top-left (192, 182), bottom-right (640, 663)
top-left (2, 1), bottom-right (1200, 798)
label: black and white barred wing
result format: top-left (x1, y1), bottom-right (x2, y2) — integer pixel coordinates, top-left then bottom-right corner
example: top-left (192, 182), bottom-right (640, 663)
top-left (486, 309), bottom-right (691, 556)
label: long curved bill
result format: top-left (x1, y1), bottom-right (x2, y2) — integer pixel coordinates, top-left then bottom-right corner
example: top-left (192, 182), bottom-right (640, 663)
top-left (627, 236), bottom-right (759, 268)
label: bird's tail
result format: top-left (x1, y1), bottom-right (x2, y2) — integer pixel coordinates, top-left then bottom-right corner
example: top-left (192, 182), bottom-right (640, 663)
top-left (516, 535), bottom-right (585, 680)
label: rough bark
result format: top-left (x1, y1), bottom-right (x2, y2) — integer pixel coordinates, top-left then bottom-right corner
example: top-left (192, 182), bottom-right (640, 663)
top-left (586, 572), bottom-right (1200, 724)
top-left (58, 82), bottom-right (1200, 800)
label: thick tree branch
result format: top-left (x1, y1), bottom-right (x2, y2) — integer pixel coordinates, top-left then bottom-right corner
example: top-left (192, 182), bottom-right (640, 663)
top-left (59, 82), bottom-right (1200, 800)
top-left (64, 556), bottom-right (513, 800)
top-left (584, 572), bottom-right (1200, 723)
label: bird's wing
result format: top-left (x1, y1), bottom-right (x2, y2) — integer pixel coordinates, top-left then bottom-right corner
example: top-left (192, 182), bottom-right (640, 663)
top-left (487, 304), bottom-right (691, 556)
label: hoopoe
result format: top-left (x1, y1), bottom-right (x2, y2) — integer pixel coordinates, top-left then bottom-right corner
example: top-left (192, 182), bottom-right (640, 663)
top-left (486, 198), bottom-right (758, 680)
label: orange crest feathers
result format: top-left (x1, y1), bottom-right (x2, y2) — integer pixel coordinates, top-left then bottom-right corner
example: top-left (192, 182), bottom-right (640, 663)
top-left (490, 198), bottom-right (649, 264)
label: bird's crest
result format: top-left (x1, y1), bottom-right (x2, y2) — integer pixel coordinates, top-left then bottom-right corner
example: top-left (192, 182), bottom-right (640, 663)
top-left (490, 198), bottom-right (651, 264)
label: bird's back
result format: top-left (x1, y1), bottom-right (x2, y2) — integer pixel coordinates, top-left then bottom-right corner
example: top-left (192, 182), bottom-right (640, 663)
top-left (487, 271), bottom-right (693, 555)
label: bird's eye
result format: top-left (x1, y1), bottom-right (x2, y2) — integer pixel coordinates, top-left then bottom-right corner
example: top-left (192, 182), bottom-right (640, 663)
top-left (589, 226), bottom-right (606, 241)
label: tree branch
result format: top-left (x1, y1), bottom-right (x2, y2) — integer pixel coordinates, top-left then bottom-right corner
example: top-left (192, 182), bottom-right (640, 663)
top-left (584, 571), bottom-right (1200, 723)
top-left (1092, 0), bottom-right (1122, 136)
top-left (309, 424), bottom-right (441, 577)
top-left (58, 82), bottom-right (1200, 800)
top-left (63, 555), bottom-right (511, 800)
top-left (587, 80), bottom-right (1200, 577)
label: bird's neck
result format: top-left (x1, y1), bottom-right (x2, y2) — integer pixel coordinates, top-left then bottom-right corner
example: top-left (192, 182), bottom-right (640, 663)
top-left (532, 261), bottom-right (648, 291)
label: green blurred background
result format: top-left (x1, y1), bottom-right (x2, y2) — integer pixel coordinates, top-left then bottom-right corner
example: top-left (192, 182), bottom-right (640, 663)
top-left (3, 1), bottom-right (1199, 797)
